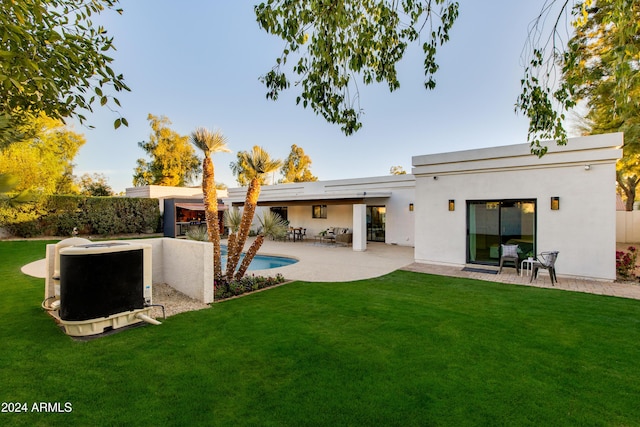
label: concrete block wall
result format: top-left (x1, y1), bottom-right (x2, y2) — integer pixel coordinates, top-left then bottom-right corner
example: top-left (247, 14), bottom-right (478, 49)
top-left (122, 238), bottom-right (214, 304)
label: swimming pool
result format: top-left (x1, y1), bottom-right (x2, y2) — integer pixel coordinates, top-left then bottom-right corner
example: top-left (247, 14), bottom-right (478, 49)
top-left (220, 246), bottom-right (298, 271)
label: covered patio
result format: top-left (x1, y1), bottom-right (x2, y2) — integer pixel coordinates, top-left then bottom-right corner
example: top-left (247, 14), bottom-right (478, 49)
top-left (227, 191), bottom-right (390, 251)
top-left (225, 174), bottom-right (416, 251)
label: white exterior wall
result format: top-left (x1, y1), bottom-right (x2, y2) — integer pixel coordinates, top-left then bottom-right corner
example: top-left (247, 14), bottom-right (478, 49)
top-left (122, 238), bottom-right (213, 303)
top-left (125, 185), bottom-right (205, 199)
top-left (226, 175), bottom-right (415, 246)
top-left (125, 185), bottom-right (228, 214)
top-left (412, 133), bottom-right (623, 281)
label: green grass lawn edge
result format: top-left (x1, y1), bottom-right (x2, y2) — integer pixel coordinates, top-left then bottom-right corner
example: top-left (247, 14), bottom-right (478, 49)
top-left (1, 240), bottom-right (640, 426)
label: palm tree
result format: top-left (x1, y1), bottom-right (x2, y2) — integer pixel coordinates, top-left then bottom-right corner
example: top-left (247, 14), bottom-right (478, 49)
top-left (225, 146), bottom-right (282, 279)
top-left (189, 127), bottom-right (230, 283)
top-left (223, 208), bottom-right (242, 276)
top-left (234, 210), bottom-right (288, 280)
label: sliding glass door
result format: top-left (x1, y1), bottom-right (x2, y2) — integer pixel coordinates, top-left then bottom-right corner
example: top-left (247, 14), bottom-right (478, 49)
top-left (367, 206), bottom-right (386, 242)
top-left (467, 200), bottom-right (536, 265)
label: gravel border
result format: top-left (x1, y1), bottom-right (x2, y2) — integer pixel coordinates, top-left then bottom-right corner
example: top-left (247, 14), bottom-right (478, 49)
top-left (151, 283), bottom-right (210, 318)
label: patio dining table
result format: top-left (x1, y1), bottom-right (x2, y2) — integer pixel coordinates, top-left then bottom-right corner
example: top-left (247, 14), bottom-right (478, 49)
top-left (288, 227), bottom-right (305, 242)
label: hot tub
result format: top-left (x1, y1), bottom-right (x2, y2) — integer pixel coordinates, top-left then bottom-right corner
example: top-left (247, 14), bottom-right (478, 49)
top-left (49, 241), bottom-right (157, 337)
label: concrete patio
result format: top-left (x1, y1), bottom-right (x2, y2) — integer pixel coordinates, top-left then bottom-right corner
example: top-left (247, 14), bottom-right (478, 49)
top-left (401, 262), bottom-right (640, 301)
top-left (252, 238), bottom-right (640, 301)
top-left (21, 237), bottom-right (640, 302)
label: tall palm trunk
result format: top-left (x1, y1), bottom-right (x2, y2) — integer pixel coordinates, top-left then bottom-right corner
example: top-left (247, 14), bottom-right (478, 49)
top-left (225, 232), bottom-right (238, 279)
top-left (235, 235), bottom-right (264, 280)
top-left (189, 127), bottom-right (230, 284)
top-left (202, 155), bottom-right (222, 282)
top-left (225, 176), bottom-right (261, 277)
top-left (234, 208), bottom-right (287, 281)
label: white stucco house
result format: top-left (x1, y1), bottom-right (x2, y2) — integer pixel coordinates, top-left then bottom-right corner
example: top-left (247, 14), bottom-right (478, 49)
top-left (128, 133), bottom-right (623, 282)
top-left (225, 174), bottom-right (416, 251)
top-left (125, 184), bottom-right (228, 215)
top-left (412, 133), bottom-right (622, 281)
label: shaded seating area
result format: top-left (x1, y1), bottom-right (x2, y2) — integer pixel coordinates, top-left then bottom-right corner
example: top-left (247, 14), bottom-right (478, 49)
top-left (530, 251), bottom-right (559, 285)
top-left (315, 227), bottom-right (352, 245)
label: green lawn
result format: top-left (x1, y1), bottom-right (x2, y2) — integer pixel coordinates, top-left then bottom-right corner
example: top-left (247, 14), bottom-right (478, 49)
top-left (2, 240), bottom-right (640, 426)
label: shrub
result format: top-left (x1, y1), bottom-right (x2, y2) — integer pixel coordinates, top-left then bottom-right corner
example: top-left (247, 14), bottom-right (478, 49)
top-left (185, 225), bottom-right (208, 241)
top-left (616, 246), bottom-right (638, 280)
top-left (0, 200), bottom-right (44, 237)
top-left (0, 195), bottom-right (160, 237)
top-left (214, 273), bottom-right (287, 301)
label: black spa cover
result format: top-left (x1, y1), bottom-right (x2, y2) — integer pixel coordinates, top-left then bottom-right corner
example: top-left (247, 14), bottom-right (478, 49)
top-left (59, 247), bottom-right (144, 321)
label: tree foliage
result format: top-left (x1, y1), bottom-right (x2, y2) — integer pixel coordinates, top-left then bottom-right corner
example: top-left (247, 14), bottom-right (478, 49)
top-left (255, 0), bottom-right (458, 135)
top-left (546, 0), bottom-right (640, 209)
top-left (516, 0), bottom-right (639, 155)
top-left (78, 173), bottom-right (113, 196)
top-left (230, 150), bottom-right (270, 186)
top-left (280, 144), bottom-right (318, 183)
top-left (389, 165), bottom-right (407, 175)
top-left (133, 114), bottom-right (201, 187)
top-left (256, 0), bottom-right (636, 159)
top-left (0, 0), bottom-right (130, 147)
top-left (0, 113), bottom-right (85, 195)
top-left (226, 146), bottom-right (282, 281)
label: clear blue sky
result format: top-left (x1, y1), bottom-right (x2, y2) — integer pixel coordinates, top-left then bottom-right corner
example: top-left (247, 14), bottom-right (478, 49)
top-left (73, 1), bottom-right (555, 193)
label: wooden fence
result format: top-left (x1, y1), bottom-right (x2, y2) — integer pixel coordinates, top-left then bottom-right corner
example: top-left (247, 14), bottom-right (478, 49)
top-left (617, 211), bottom-right (640, 243)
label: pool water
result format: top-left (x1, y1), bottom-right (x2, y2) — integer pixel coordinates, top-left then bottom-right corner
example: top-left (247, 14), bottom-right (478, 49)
top-left (220, 246), bottom-right (297, 271)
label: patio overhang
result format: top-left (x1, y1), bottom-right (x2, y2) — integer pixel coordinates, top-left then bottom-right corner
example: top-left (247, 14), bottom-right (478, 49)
top-left (229, 191), bottom-right (391, 207)
top-left (175, 202), bottom-right (227, 211)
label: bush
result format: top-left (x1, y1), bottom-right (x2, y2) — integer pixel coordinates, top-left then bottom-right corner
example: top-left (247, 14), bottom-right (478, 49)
top-left (0, 200), bottom-right (44, 237)
top-left (185, 225), bottom-right (208, 241)
top-left (0, 195), bottom-right (161, 237)
top-left (214, 273), bottom-right (287, 301)
top-left (616, 246), bottom-right (638, 280)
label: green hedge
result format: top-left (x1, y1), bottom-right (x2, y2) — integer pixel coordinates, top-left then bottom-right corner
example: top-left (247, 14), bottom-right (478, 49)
top-left (0, 195), bottom-right (161, 237)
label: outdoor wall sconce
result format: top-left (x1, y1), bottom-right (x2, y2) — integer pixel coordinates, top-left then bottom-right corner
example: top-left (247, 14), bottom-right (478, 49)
top-left (409, 203), bottom-right (414, 212)
top-left (584, 164), bottom-right (591, 170)
top-left (448, 200), bottom-right (455, 211)
top-left (551, 196), bottom-right (560, 210)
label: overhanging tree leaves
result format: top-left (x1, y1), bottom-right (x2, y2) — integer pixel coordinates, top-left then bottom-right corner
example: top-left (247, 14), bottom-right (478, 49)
top-left (0, 113), bottom-right (86, 196)
top-left (0, 0), bottom-right (130, 147)
top-left (516, 0), bottom-right (638, 156)
top-left (562, 0), bottom-right (640, 209)
top-left (255, 0), bottom-right (459, 135)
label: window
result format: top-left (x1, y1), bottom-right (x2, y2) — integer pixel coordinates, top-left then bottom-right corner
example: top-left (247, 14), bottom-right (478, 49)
top-left (467, 199), bottom-right (536, 265)
top-left (312, 205), bottom-right (327, 219)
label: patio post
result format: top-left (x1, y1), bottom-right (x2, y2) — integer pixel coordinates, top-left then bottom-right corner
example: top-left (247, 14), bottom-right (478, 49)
top-left (353, 204), bottom-right (367, 251)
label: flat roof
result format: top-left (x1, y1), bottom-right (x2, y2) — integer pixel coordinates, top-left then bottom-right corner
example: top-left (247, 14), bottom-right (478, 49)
top-left (229, 191), bottom-right (392, 207)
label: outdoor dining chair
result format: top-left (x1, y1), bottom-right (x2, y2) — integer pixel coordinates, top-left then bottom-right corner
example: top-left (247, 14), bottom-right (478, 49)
top-left (530, 251), bottom-right (559, 285)
top-left (498, 244), bottom-right (520, 274)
